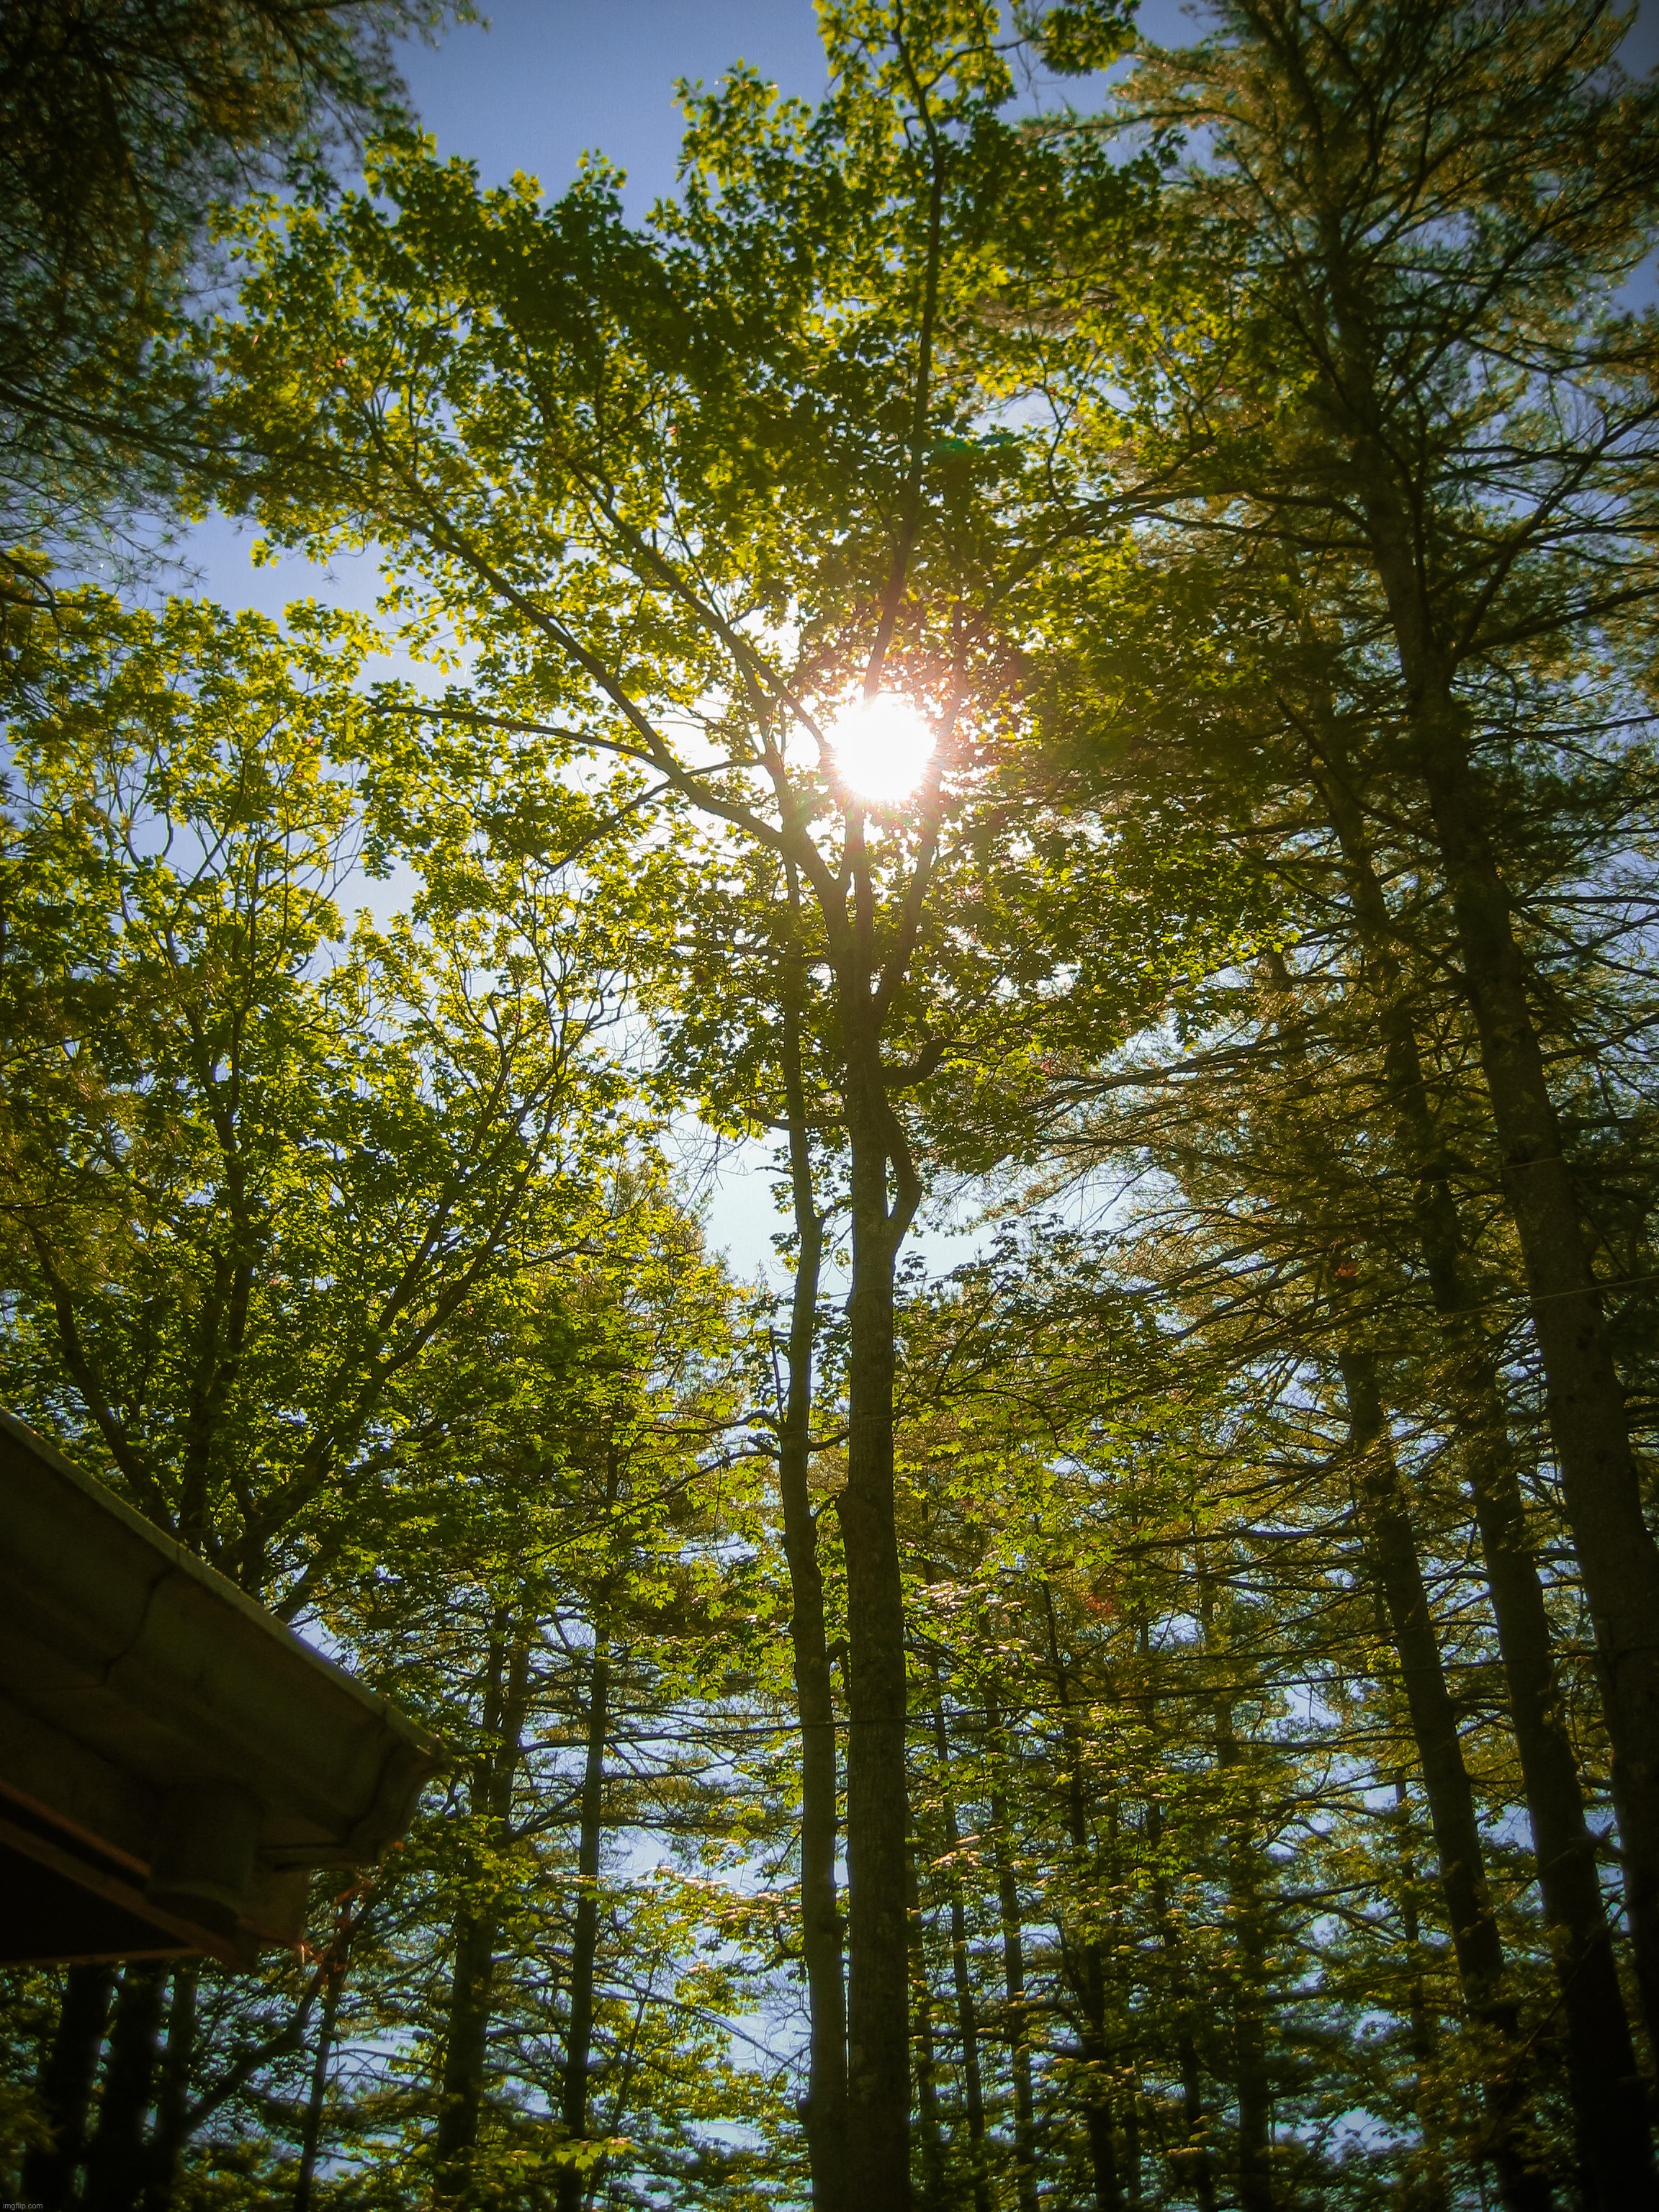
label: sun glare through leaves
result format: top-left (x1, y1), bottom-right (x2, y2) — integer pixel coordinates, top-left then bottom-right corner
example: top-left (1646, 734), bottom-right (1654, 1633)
top-left (825, 691), bottom-right (935, 804)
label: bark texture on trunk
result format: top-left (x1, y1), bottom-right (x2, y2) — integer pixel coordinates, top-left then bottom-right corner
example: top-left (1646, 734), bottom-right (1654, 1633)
top-left (1313, 747), bottom-right (1657, 2205)
top-left (21, 1962), bottom-right (114, 2212)
top-left (838, 1031), bottom-right (917, 2208)
top-left (778, 956), bottom-right (849, 2210)
top-left (1340, 1352), bottom-right (1553, 2212)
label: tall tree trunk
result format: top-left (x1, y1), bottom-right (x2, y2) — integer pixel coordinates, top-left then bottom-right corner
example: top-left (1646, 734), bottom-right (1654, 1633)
top-left (1311, 230), bottom-right (1659, 2045)
top-left (838, 1030), bottom-right (917, 2208)
top-left (294, 1936), bottom-right (352, 2212)
top-left (1150, 1842), bottom-right (1214, 2212)
top-left (929, 1689), bottom-right (992, 2212)
top-left (1207, 1669), bottom-right (1273, 2212)
top-left (437, 1612), bottom-right (533, 2201)
top-left (1312, 740), bottom-right (1658, 2206)
top-left (990, 1806), bottom-right (1038, 2212)
top-left (985, 1689), bottom-right (1039, 2212)
top-left (1041, 1588), bottom-right (1124, 2212)
top-left (1136, 1607), bottom-right (1217, 2212)
top-left (437, 1913), bottom-right (498, 2198)
top-left (557, 1622), bottom-right (611, 2212)
top-left (139, 1963), bottom-right (198, 2212)
top-left (907, 1835), bottom-right (948, 2210)
top-left (1393, 1776), bottom-right (1452, 2212)
top-left (21, 1963), bottom-right (114, 2211)
top-left (1122, 2087), bottom-right (1142, 2211)
top-left (82, 1962), bottom-right (166, 2212)
top-left (1340, 1352), bottom-right (1553, 2212)
top-left (778, 906), bottom-right (850, 2208)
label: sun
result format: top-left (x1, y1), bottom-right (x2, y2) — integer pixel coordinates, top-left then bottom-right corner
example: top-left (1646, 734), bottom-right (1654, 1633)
top-left (825, 691), bottom-right (935, 805)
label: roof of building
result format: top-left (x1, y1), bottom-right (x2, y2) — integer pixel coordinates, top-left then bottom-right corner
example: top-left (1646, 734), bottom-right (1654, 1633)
top-left (0, 1410), bottom-right (445, 1967)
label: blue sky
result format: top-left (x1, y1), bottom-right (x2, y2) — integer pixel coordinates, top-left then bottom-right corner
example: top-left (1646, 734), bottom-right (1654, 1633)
top-left (397, 1), bottom-right (832, 212)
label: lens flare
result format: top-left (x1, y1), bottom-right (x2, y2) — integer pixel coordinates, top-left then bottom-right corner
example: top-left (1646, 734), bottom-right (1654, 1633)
top-left (826, 691), bottom-right (935, 804)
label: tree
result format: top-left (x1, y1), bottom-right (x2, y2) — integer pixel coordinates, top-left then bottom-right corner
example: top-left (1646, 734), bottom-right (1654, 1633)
top-left (0, 0), bottom-right (464, 592)
top-left (0, 588), bottom-right (635, 1605)
top-left (1034, 0), bottom-right (1659, 2086)
top-left (205, 8), bottom-right (1154, 2191)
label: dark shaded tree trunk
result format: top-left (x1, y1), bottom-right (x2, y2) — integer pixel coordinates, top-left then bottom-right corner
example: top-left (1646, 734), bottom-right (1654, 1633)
top-left (1208, 1671), bottom-right (1272, 2212)
top-left (139, 1963), bottom-right (198, 2212)
top-left (930, 1690), bottom-right (992, 2212)
top-left (991, 1809), bottom-right (1038, 2212)
top-left (1312, 740), bottom-right (1658, 2206)
top-left (1305, 210), bottom-right (1659, 2048)
top-left (1137, 1606), bottom-right (1218, 2212)
top-left (436, 1613), bottom-right (533, 2201)
top-left (82, 1961), bottom-right (166, 2212)
top-left (294, 1943), bottom-right (351, 2212)
top-left (557, 1623), bottom-right (611, 2212)
top-left (839, 1045), bottom-right (915, 2208)
top-left (1393, 1776), bottom-right (1453, 2212)
top-left (436, 1914), bottom-right (497, 2196)
top-left (1340, 1351), bottom-right (1553, 2212)
top-left (1042, 1588), bottom-right (1124, 2212)
top-left (1123, 2087), bottom-right (1142, 2211)
top-left (985, 1689), bottom-right (1039, 2212)
top-left (907, 1835), bottom-right (948, 2209)
top-left (1228, 1858), bottom-right (1272, 2212)
top-left (1143, 1803), bottom-right (1215, 2212)
top-left (21, 1962), bottom-right (114, 2211)
top-left (778, 914), bottom-right (850, 2209)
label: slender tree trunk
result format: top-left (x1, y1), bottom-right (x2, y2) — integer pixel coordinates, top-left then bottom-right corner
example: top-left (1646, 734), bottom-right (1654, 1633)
top-left (990, 1807), bottom-right (1038, 2212)
top-left (1314, 259), bottom-right (1659, 2046)
top-left (557, 1622), bottom-right (611, 2212)
top-left (1419, 719), bottom-right (1659, 2023)
top-left (1226, 1845), bottom-right (1272, 2212)
top-left (1340, 1352), bottom-right (1553, 2212)
top-left (1136, 1608), bottom-right (1217, 2212)
top-left (985, 1689), bottom-right (1039, 2212)
top-left (1393, 1776), bottom-right (1453, 2212)
top-left (930, 1691), bottom-right (992, 2212)
top-left (778, 912), bottom-right (850, 2208)
top-left (437, 1613), bottom-right (533, 2201)
top-left (21, 1963), bottom-right (114, 2211)
top-left (1156, 1907), bottom-right (1214, 2211)
top-left (1042, 1589), bottom-right (1124, 2212)
top-left (294, 1949), bottom-right (349, 2212)
top-left (1206, 1665), bottom-right (1272, 2212)
top-left (1313, 744), bottom-right (1658, 2205)
top-left (1069, 1929), bottom-right (1123, 2212)
top-left (1123, 2087), bottom-right (1142, 2211)
top-left (139, 1964), bottom-right (198, 2212)
top-left (907, 1836), bottom-right (948, 2210)
top-left (82, 1962), bottom-right (166, 2212)
top-left (839, 1038), bottom-right (916, 2208)
top-left (436, 1913), bottom-right (498, 2195)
